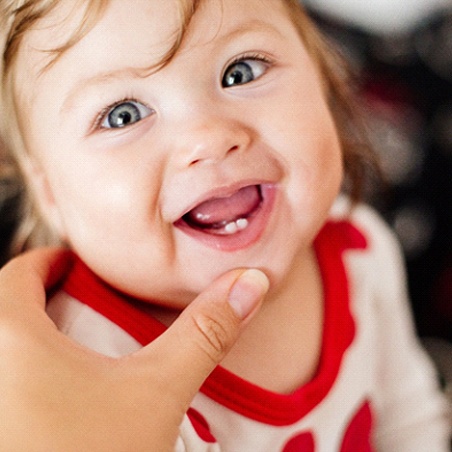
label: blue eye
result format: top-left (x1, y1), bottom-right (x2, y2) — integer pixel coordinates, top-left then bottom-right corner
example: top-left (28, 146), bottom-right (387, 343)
top-left (101, 101), bottom-right (153, 129)
top-left (222, 58), bottom-right (268, 88)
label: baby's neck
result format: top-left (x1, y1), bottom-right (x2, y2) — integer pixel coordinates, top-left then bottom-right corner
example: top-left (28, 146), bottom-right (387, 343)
top-left (220, 246), bottom-right (324, 394)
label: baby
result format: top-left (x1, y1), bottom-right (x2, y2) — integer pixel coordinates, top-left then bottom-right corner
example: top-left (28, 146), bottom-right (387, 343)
top-left (0, 0), bottom-right (449, 450)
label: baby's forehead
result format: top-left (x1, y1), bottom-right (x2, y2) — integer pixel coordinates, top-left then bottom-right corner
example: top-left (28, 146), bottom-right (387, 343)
top-left (18, 0), bottom-right (282, 75)
top-left (18, 0), bottom-right (195, 75)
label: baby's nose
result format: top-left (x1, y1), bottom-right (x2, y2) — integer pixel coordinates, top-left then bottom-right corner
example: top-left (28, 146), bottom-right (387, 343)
top-left (172, 116), bottom-right (253, 168)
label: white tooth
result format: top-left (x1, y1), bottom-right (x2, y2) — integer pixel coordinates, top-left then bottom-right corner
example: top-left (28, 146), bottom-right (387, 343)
top-left (224, 221), bottom-right (238, 235)
top-left (236, 218), bottom-right (248, 230)
top-left (195, 212), bottom-right (210, 221)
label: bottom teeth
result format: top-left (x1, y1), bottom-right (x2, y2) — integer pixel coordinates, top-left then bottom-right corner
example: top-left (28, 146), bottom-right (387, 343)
top-left (236, 218), bottom-right (249, 230)
top-left (223, 218), bottom-right (249, 235)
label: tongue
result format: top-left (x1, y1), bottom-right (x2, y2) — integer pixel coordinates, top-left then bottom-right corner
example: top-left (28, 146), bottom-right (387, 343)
top-left (185, 185), bottom-right (261, 228)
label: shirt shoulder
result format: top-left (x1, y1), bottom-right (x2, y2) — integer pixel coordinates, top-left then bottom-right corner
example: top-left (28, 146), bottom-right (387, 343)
top-left (329, 196), bottom-right (406, 284)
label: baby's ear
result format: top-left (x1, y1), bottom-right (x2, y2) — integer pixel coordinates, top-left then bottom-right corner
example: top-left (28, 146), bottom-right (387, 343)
top-left (21, 155), bottom-right (67, 240)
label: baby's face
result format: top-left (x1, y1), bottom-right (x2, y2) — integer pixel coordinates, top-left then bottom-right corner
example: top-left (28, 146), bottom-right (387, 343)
top-left (16, 0), bottom-right (342, 306)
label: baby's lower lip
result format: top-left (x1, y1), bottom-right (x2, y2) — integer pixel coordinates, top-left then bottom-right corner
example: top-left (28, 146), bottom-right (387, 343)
top-left (174, 184), bottom-right (277, 252)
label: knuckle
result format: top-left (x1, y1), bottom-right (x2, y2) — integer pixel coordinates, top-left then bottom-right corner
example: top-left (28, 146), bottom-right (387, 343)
top-left (192, 313), bottom-right (235, 363)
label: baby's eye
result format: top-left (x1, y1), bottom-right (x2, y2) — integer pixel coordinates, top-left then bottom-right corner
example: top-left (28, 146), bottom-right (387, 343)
top-left (222, 58), bottom-right (268, 88)
top-left (101, 100), bottom-right (153, 129)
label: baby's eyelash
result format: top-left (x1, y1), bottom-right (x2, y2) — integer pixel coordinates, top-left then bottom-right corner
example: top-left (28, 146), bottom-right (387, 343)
top-left (92, 97), bottom-right (139, 131)
top-left (229, 52), bottom-right (273, 66)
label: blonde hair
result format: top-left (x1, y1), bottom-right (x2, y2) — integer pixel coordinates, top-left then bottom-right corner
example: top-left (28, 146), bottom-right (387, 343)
top-left (0, 0), bottom-right (376, 257)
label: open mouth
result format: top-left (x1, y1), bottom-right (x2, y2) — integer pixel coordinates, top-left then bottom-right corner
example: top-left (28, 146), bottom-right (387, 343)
top-left (174, 184), bottom-right (276, 252)
top-left (181, 185), bottom-right (262, 235)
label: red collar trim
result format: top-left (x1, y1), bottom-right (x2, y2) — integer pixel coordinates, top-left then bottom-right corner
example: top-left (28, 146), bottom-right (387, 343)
top-left (62, 221), bottom-right (366, 426)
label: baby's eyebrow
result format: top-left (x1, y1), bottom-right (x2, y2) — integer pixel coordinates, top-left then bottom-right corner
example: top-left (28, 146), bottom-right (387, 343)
top-left (60, 67), bottom-right (146, 115)
top-left (215, 19), bottom-right (285, 43)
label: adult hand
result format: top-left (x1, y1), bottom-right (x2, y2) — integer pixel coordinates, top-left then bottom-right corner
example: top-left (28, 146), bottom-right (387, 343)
top-left (0, 248), bottom-right (269, 451)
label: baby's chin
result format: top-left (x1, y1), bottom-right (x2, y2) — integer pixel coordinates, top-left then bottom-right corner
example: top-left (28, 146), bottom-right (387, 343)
top-left (139, 263), bottom-right (262, 309)
top-left (170, 260), bottom-right (283, 307)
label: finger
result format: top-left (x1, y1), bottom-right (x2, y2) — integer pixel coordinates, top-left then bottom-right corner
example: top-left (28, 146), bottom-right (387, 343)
top-left (0, 248), bottom-right (73, 309)
top-left (134, 268), bottom-right (269, 408)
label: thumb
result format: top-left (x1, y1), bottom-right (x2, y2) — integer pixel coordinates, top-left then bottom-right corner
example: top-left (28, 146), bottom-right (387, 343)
top-left (135, 268), bottom-right (269, 409)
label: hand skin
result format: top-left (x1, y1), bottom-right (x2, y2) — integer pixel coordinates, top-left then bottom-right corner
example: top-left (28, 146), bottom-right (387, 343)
top-left (0, 249), bottom-right (269, 451)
